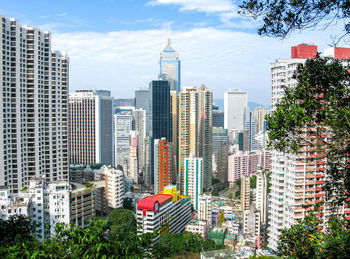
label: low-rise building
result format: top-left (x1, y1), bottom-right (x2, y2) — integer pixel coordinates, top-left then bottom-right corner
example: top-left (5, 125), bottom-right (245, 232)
top-left (0, 187), bottom-right (31, 220)
top-left (185, 220), bottom-right (209, 239)
top-left (136, 185), bottom-right (191, 242)
top-left (70, 183), bottom-right (96, 228)
top-left (198, 194), bottom-right (212, 226)
top-left (0, 178), bottom-right (71, 239)
top-left (101, 165), bottom-right (124, 210)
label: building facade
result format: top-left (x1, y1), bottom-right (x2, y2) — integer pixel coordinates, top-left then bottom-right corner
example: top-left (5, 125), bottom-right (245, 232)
top-left (184, 154), bottom-right (203, 211)
top-left (224, 89), bottom-right (247, 131)
top-left (198, 86), bottom-right (213, 190)
top-left (154, 138), bottom-right (173, 194)
top-left (69, 90), bottom-right (113, 166)
top-left (178, 87), bottom-right (198, 193)
top-left (136, 185), bottom-right (191, 242)
top-left (159, 39), bottom-right (181, 92)
top-left (114, 112), bottom-right (132, 171)
top-left (0, 16), bottom-right (69, 194)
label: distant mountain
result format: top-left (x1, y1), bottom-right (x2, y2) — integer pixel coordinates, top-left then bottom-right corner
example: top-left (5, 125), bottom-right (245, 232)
top-left (213, 99), bottom-right (268, 111)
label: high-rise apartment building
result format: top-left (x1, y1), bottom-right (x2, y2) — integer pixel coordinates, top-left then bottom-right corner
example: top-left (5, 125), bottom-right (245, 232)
top-left (266, 44), bottom-right (350, 250)
top-left (241, 176), bottom-right (250, 211)
top-left (184, 154), bottom-right (203, 210)
top-left (0, 16), bottom-right (69, 193)
top-left (178, 87), bottom-right (198, 193)
top-left (253, 107), bottom-right (269, 134)
top-left (256, 169), bottom-right (268, 227)
top-left (154, 138), bottom-right (173, 194)
top-left (224, 89), bottom-right (247, 131)
top-left (217, 142), bottom-right (229, 183)
top-left (159, 39), bottom-right (181, 92)
top-left (69, 90), bottom-right (113, 166)
top-left (133, 109), bottom-right (146, 176)
top-left (198, 86), bottom-right (213, 190)
top-left (143, 137), bottom-right (151, 186)
top-left (170, 90), bottom-right (178, 183)
top-left (268, 44), bottom-right (318, 250)
top-left (101, 165), bottom-right (124, 210)
top-left (129, 132), bottom-right (138, 182)
top-left (114, 112), bottom-right (132, 171)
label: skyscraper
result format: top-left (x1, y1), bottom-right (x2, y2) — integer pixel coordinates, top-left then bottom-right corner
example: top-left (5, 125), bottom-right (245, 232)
top-left (170, 90), bottom-right (179, 184)
top-left (154, 138), bottom-right (173, 194)
top-left (244, 108), bottom-right (256, 151)
top-left (178, 87), bottom-right (198, 193)
top-left (198, 86), bottom-right (213, 190)
top-left (268, 44), bottom-right (318, 250)
top-left (224, 89), bottom-right (247, 131)
top-left (133, 109), bottom-right (146, 176)
top-left (159, 39), bottom-right (181, 92)
top-left (114, 112), bottom-right (133, 171)
top-left (69, 90), bottom-right (113, 166)
top-left (149, 79), bottom-right (171, 185)
top-left (253, 107), bottom-right (269, 134)
top-left (0, 16), bottom-right (69, 193)
top-left (150, 80), bottom-right (171, 140)
top-left (135, 88), bottom-right (150, 134)
top-left (184, 154), bottom-right (203, 211)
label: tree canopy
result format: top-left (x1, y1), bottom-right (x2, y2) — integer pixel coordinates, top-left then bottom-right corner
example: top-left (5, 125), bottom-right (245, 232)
top-left (106, 208), bottom-right (136, 241)
top-left (266, 55), bottom-right (350, 205)
top-left (153, 232), bottom-right (223, 258)
top-left (0, 215), bottom-right (223, 258)
top-left (278, 210), bottom-right (350, 258)
top-left (239, 0), bottom-right (350, 45)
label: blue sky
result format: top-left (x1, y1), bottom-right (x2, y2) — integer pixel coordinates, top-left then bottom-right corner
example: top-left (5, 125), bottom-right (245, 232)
top-left (1, 0), bottom-right (348, 105)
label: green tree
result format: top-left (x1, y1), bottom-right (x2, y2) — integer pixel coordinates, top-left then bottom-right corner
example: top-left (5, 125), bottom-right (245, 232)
top-left (0, 215), bottom-right (40, 245)
top-left (106, 208), bottom-right (137, 241)
top-left (265, 55), bottom-right (350, 205)
top-left (212, 190), bottom-right (219, 196)
top-left (228, 193), bottom-right (233, 199)
top-left (250, 175), bottom-right (257, 189)
top-left (239, 0), bottom-right (350, 45)
top-left (123, 197), bottom-right (134, 211)
top-left (278, 213), bottom-right (323, 258)
top-left (235, 190), bottom-right (240, 198)
top-left (153, 232), bottom-right (223, 258)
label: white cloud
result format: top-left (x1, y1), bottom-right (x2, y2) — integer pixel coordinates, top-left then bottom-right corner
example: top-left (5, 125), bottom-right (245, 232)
top-left (147, 0), bottom-right (235, 13)
top-left (146, 0), bottom-right (248, 28)
top-left (51, 26), bottom-right (348, 105)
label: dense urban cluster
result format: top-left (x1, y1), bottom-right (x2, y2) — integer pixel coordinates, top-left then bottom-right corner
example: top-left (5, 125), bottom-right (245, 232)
top-left (0, 11), bottom-right (349, 259)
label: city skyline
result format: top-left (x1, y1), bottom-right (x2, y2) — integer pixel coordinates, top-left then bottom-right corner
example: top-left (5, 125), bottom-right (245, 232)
top-left (1, 0), bottom-right (348, 105)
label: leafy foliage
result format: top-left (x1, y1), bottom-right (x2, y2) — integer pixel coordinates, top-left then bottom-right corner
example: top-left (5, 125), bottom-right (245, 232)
top-left (266, 55), bottom-right (350, 205)
top-left (106, 208), bottom-right (136, 241)
top-left (278, 210), bottom-right (350, 258)
top-left (250, 175), bottom-right (257, 189)
top-left (0, 213), bottom-right (221, 258)
top-left (122, 197), bottom-right (134, 211)
top-left (153, 232), bottom-right (223, 258)
top-left (239, 0), bottom-right (350, 45)
top-left (212, 190), bottom-right (219, 196)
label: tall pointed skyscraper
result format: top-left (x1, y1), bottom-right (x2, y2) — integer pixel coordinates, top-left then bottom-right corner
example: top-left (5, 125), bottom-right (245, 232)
top-left (159, 39), bottom-right (181, 92)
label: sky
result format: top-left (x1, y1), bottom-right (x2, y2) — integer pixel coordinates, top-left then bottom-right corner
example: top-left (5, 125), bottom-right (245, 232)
top-left (1, 0), bottom-right (348, 105)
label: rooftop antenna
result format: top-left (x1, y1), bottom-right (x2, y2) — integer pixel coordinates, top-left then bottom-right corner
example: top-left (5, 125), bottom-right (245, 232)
top-left (168, 22), bottom-right (171, 45)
